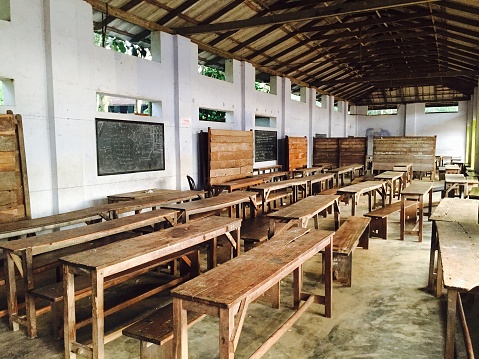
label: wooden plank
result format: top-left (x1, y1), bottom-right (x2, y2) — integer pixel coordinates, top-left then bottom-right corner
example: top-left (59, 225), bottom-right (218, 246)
top-left (0, 190), bottom-right (16, 207)
top-left (0, 136), bottom-right (16, 151)
top-left (0, 152), bottom-right (17, 171)
top-left (0, 171), bottom-right (16, 190)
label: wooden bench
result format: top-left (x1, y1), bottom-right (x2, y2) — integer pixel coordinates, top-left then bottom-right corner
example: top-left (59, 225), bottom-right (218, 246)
top-left (468, 186), bottom-right (479, 200)
top-left (332, 217), bottom-right (370, 287)
top-left (364, 200), bottom-right (417, 239)
top-left (240, 216), bottom-right (290, 251)
top-left (32, 249), bottom-right (196, 338)
top-left (254, 190), bottom-right (292, 213)
top-left (122, 303), bottom-right (204, 359)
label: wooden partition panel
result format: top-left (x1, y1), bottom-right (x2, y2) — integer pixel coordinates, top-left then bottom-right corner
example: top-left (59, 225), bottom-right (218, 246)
top-left (313, 137), bottom-right (366, 168)
top-left (208, 128), bottom-right (254, 186)
top-left (373, 136), bottom-right (436, 176)
top-left (286, 136), bottom-right (307, 171)
top-left (0, 112), bottom-right (30, 223)
top-left (339, 138), bottom-right (367, 167)
top-left (313, 138), bottom-right (338, 167)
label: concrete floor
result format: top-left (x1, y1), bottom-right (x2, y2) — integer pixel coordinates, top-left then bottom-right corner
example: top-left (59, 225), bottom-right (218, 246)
top-left (0, 184), bottom-right (474, 358)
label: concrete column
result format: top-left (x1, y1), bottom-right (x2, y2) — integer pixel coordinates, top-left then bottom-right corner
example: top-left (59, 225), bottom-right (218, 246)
top-left (173, 35), bottom-right (194, 190)
top-left (308, 88), bottom-right (315, 166)
top-left (241, 61), bottom-right (255, 130)
top-left (405, 103), bottom-right (420, 136)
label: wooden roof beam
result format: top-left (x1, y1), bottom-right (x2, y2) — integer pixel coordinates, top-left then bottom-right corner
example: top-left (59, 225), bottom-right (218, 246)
top-left (174, 0), bottom-right (440, 34)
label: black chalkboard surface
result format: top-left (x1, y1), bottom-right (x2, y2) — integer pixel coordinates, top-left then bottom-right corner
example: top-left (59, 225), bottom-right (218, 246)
top-left (96, 118), bottom-right (165, 175)
top-left (255, 130), bottom-right (277, 162)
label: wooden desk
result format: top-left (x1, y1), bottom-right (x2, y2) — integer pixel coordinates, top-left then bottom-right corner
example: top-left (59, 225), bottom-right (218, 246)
top-left (210, 177), bottom-right (267, 195)
top-left (106, 190), bottom-right (206, 219)
top-left (435, 221), bottom-right (479, 359)
top-left (0, 206), bottom-right (109, 241)
top-left (171, 227), bottom-right (334, 359)
top-left (107, 189), bottom-right (205, 203)
top-left (444, 174), bottom-right (478, 198)
top-left (327, 165), bottom-right (354, 187)
top-left (1, 209), bottom-right (177, 338)
top-left (248, 171), bottom-right (289, 182)
top-left (337, 181), bottom-right (386, 216)
top-left (161, 191), bottom-right (257, 222)
top-left (250, 177), bottom-right (309, 213)
top-left (267, 194), bottom-right (340, 232)
top-left (61, 216), bottom-right (242, 359)
top-left (399, 181), bottom-right (433, 242)
top-left (292, 166), bottom-right (323, 177)
top-left (374, 171), bottom-right (404, 203)
top-left (428, 198), bottom-right (478, 292)
top-left (307, 172), bottom-right (335, 195)
top-left (444, 164), bottom-right (460, 174)
top-left (392, 163), bottom-right (413, 187)
top-left (253, 164), bottom-right (282, 174)
top-left (351, 163), bottom-right (365, 177)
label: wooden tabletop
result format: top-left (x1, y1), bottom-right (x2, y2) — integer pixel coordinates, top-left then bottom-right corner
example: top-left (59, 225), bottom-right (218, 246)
top-left (374, 171), bottom-right (404, 180)
top-left (307, 172), bottom-right (335, 183)
top-left (400, 181), bottom-right (433, 196)
top-left (267, 195), bottom-right (339, 220)
top-left (328, 165), bottom-right (354, 174)
top-left (430, 198), bottom-right (479, 223)
top-left (252, 176), bottom-right (309, 191)
top-left (211, 177), bottom-right (267, 192)
top-left (337, 181), bottom-right (385, 194)
top-left (247, 171), bottom-right (289, 182)
top-left (60, 216), bottom-right (242, 276)
top-left (171, 227), bottom-right (333, 308)
top-left (107, 189), bottom-right (180, 202)
top-left (0, 209), bottom-right (177, 256)
top-left (292, 166), bottom-right (323, 176)
top-left (161, 191), bottom-right (257, 215)
top-left (437, 221), bottom-right (479, 291)
top-left (445, 174), bottom-right (478, 184)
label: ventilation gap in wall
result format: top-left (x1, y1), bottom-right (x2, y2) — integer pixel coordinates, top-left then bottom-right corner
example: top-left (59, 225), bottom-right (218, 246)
top-left (0, 78), bottom-right (15, 106)
top-left (96, 93), bottom-right (162, 117)
top-left (199, 108), bottom-right (233, 123)
top-left (0, 1), bottom-right (10, 22)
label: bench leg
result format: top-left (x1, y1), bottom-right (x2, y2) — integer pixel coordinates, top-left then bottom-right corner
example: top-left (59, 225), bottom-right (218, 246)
top-left (359, 225), bottom-right (370, 249)
top-left (51, 301), bottom-right (63, 339)
top-left (141, 340), bottom-right (172, 359)
top-left (333, 254), bottom-right (352, 287)
top-left (260, 282), bottom-right (281, 309)
top-left (369, 217), bottom-right (387, 239)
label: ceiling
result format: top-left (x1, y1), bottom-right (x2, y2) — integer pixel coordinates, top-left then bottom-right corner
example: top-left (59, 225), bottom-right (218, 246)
top-left (87, 0), bottom-right (479, 107)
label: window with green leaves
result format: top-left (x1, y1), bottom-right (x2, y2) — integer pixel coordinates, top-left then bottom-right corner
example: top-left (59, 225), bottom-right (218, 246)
top-left (94, 33), bottom-right (151, 59)
top-left (425, 103), bottom-right (458, 113)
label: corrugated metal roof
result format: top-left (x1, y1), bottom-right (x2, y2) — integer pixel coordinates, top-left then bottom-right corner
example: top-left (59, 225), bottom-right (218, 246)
top-left (87, 0), bottom-right (479, 106)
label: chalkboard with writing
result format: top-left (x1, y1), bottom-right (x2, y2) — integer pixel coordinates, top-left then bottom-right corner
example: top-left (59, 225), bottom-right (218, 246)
top-left (255, 130), bottom-right (277, 162)
top-left (96, 118), bottom-right (165, 176)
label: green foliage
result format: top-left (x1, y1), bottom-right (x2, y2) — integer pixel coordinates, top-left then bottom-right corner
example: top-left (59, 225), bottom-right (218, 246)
top-left (425, 105), bottom-right (458, 113)
top-left (199, 108), bottom-right (226, 122)
top-left (0, 82), bottom-right (3, 105)
top-left (94, 33), bottom-right (149, 58)
top-left (199, 65), bottom-right (225, 80)
top-left (255, 81), bottom-right (270, 93)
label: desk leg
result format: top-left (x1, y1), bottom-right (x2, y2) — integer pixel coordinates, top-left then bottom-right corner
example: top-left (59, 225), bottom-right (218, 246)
top-left (64, 265), bottom-right (76, 359)
top-left (207, 237), bottom-right (217, 270)
top-left (445, 289), bottom-right (458, 359)
top-left (352, 194), bottom-right (358, 216)
top-left (324, 237), bottom-right (333, 318)
top-left (428, 221), bottom-right (438, 289)
top-left (4, 250), bottom-right (19, 331)
top-left (293, 266), bottom-right (302, 310)
top-left (435, 251), bottom-right (444, 298)
top-left (173, 298), bottom-right (188, 359)
top-left (334, 201), bottom-right (340, 230)
top-left (92, 270), bottom-right (105, 359)
top-left (219, 307), bottom-right (234, 359)
top-left (418, 195), bottom-right (424, 242)
top-left (22, 248), bottom-right (37, 338)
top-left (400, 196), bottom-right (405, 241)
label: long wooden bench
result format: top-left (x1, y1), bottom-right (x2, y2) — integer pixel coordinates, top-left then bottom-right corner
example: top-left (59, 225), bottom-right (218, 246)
top-left (363, 200), bottom-right (417, 239)
top-left (122, 303), bottom-right (205, 359)
top-left (332, 216), bottom-right (370, 287)
top-left (254, 190), bottom-right (292, 213)
top-left (240, 216), bottom-right (289, 251)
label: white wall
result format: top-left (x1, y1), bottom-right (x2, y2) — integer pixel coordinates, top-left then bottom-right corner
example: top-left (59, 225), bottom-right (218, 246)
top-left (2, 0), bottom-right (475, 218)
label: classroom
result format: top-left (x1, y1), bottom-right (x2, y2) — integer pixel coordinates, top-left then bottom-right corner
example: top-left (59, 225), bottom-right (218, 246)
top-left (0, 1), bottom-right (478, 358)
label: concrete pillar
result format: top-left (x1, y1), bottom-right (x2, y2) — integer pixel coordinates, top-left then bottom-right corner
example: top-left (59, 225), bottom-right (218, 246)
top-left (405, 103), bottom-right (424, 136)
top-left (308, 88), bottom-right (316, 166)
top-left (241, 61), bottom-right (255, 130)
top-left (173, 35), bottom-right (194, 190)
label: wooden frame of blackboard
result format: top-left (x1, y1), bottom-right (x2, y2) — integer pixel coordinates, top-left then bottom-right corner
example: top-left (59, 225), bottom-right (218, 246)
top-left (254, 130), bottom-right (277, 162)
top-left (95, 118), bottom-right (165, 176)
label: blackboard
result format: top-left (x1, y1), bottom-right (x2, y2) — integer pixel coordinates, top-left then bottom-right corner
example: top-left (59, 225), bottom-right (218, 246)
top-left (96, 118), bottom-right (165, 176)
top-left (255, 130), bottom-right (277, 162)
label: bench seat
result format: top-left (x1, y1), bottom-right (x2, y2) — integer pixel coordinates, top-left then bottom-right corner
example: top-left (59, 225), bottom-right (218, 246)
top-left (255, 190), bottom-right (292, 212)
top-left (240, 216), bottom-right (289, 251)
top-left (364, 200), bottom-right (417, 239)
top-left (123, 303), bottom-right (204, 359)
top-left (468, 186), bottom-right (479, 200)
top-left (332, 216), bottom-right (370, 286)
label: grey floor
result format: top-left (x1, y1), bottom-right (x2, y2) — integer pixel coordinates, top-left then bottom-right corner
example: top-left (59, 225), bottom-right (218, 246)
top-left (0, 184), bottom-right (474, 358)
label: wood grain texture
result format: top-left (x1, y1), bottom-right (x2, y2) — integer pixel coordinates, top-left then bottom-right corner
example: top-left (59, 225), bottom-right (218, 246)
top-left (208, 128), bottom-right (254, 188)
top-left (373, 136), bottom-right (436, 172)
top-left (287, 136), bottom-right (307, 171)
